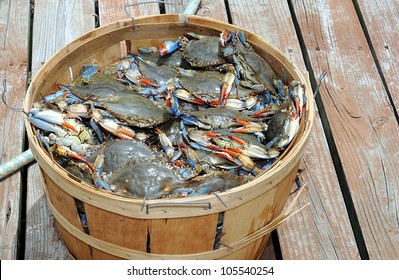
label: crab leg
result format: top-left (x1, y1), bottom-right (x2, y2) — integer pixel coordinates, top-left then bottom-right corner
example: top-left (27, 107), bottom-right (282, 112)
top-left (29, 108), bottom-right (80, 132)
top-left (219, 148), bottom-right (258, 172)
top-left (53, 145), bottom-right (94, 171)
top-left (29, 115), bottom-right (67, 136)
top-left (175, 89), bottom-right (206, 105)
top-left (92, 146), bottom-right (111, 191)
top-left (159, 40), bottom-right (181, 56)
top-left (230, 120), bottom-right (267, 133)
top-left (165, 91), bottom-right (182, 117)
top-left (42, 89), bottom-right (67, 103)
top-left (178, 143), bottom-right (202, 173)
top-left (91, 109), bottom-right (135, 140)
top-left (220, 72), bottom-right (235, 106)
top-left (289, 81), bottom-right (306, 118)
top-left (155, 128), bottom-right (175, 159)
top-left (180, 114), bottom-right (212, 130)
top-left (180, 122), bottom-right (214, 152)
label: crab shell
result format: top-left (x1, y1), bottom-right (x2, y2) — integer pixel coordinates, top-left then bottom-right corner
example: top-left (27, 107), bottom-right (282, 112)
top-left (95, 94), bottom-right (171, 128)
top-left (136, 59), bottom-right (178, 87)
top-left (182, 36), bottom-right (225, 67)
top-left (109, 159), bottom-right (186, 199)
top-left (236, 40), bottom-right (277, 93)
top-left (179, 70), bottom-right (224, 103)
top-left (88, 139), bottom-right (157, 173)
top-left (67, 74), bottom-right (132, 100)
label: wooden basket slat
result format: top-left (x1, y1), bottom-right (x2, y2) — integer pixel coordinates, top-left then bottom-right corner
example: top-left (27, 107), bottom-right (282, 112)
top-left (272, 162), bottom-right (301, 218)
top-left (219, 239), bottom-right (264, 260)
top-left (84, 203), bottom-right (148, 251)
top-left (44, 172), bottom-right (84, 230)
top-left (92, 249), bottom-right (124, 260)
top-left (220, 186), bottom-right (275, 244)
top-left (149, 214), bottom-right (219, 254)
top-left (56, 222), bottom-right (93, 260)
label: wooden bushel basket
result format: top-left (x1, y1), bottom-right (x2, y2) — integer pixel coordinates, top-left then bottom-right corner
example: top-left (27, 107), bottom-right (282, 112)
top-left (24, 15), bottom-right (314, 260)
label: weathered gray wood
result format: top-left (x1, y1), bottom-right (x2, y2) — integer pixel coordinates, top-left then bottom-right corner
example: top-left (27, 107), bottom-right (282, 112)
top-left (165, 0), bottom-right (228, 22)
top-left (25, 0), bottom-right (95, 259)
top-left (0, 0), bottom-right (29, 260)
top-left (228, 0), bottom-right (360, 259)
top-left (99, 0), bottom-right (160, 25)
top-left (292, 0), bottom-right (399, 259)
top-left (356, 0), bottom-right (399, 110)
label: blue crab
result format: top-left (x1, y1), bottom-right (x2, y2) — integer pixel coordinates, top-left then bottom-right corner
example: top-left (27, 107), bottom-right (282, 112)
top-left (88, 139), bottom-right (157, 173)
top-left (266, 97), bottom-right (300, 148)
top-left (63, 75), bottom-right (171, 128)
top-left (223, 31), bottom-right (278, 94)
top-left (178, 70), bottom-right (226, 104)
top-left (182, 34), bottom-right (226, 67)
top-left (106, 159), bottom-right (186, 198)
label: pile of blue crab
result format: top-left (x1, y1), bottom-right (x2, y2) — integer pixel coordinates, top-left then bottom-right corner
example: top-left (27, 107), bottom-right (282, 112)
top-left (28, 30), bottom-right (306, 200)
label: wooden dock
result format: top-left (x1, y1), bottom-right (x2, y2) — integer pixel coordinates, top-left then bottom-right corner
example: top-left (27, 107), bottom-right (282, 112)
top-left (1, 0), bottom-right (398, 260)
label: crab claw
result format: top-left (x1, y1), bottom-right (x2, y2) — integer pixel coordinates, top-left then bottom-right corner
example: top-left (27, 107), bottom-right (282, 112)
top-left (91, 109), bottom-right (135, 140)
top-left (29, 108), bottom-right (79, 132)
top-left (229, 135), bottom-right (248, 148)
top-left (224, 99), bottom-right (244, 110)
top-left (159, 40), bottom-right (180, 56)
top-left (181, 115), bottom-right (211, 130)
top-left (231, 120), bottom-right (267, 133)
top-left (54, 145), bottom-right (95, 171)
top-left (42, 89), bottom-right (67, 103)
top-left (175, 89), bottom-right (206, 105)
top-left (101, 119), bottom-right (135, 140)
top-left (140, 78), bottom-right (158, 88)
top-left (179, 143), bottom-right (202, 173)
top-left (219, 30), bottom-right (229, 47)
top-left (251, 108), bottom-right (271, 118)
top-left (220, 72), bottom-right (235, 106)
top-left (242, 145), bottom-right (280, 159)
top-left (219, 149), bottom-right (256, 172)
top-left (91, 148), bottom-right (111, 191)
top-left (155, 128), bottom-right (175, 159)
top-left (186, 128), bottom-right (219, 150)
top-left (290, 81), bottom-right (306, 118)
top-left (165, 91), bottom-right (182, 117)
top-left (80, 62), bottom-right (99, 82)
top-left (29, 115), bottom-right (67, 136)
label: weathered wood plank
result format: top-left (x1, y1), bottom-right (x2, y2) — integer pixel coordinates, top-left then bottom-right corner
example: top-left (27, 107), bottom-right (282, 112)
top-left (99, 0), bottom-right (160, 25)
top-left (165, 0), bottom-right (228, 22)
top-left (0, 0), bottom-right (28, 260)
top-left (292, 0), bottom-right (399, 259)
top-left (356, 0), bottom-right (399, 110)
top-left (25, 0), bottom-right (95, 259)
top-left (228, 0), bottom-right (360, 259)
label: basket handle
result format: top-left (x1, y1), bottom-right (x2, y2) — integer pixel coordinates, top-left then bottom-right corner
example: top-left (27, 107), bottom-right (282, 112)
top-left (124, 1), bottom-right (179, 30)
top-left (144, 201), bottom-right (211, 214)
